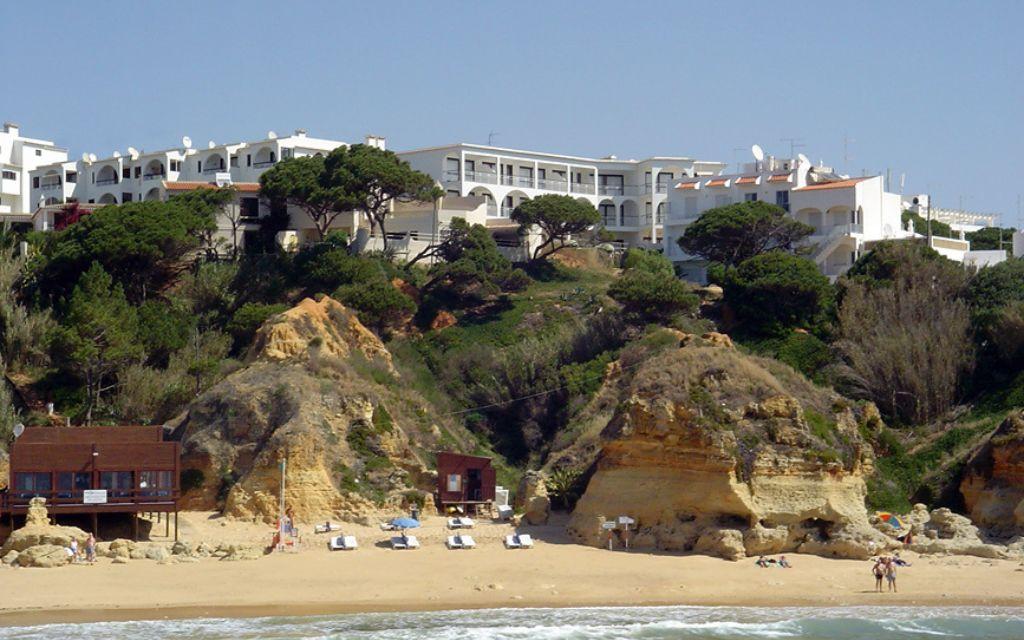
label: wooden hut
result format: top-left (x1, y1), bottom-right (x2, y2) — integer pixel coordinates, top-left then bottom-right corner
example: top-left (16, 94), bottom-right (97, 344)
top-left (435, 451), bottom-right (496, 515)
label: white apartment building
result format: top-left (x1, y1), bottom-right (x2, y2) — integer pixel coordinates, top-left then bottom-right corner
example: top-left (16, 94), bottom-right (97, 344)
top-left (0, 122), bottom-right (69, 220)
top-left (398, 143), bottom-right (725, 248)
top-left (27, 129), bottom-right (352, 250)
top-left (664, 149), bottom-right (910, 281)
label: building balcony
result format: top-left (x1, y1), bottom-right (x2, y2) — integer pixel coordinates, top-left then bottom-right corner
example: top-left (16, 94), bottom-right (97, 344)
top-left (96, 177), bottom-right (118, 186)
top-left (500, 174), bottom-right (534, 188)
top-left (537, 178), bottom-right (568, 191)
top-left (143, 172), bottom-right (166, 181)
top-left (498, 205), bottom-right (515, 217)
top-left (202, 166), bottom-right (226, 174)
top-left (252, 160), bottom-right (276, 168)
top-left (40, 181), bottom-right (62, 190)
top-left (570, 182), bottom-right (595, 195)
top-left (443, 170), bottom-right (460, 183)
top-left (465, 170), bottom-right (498, 185)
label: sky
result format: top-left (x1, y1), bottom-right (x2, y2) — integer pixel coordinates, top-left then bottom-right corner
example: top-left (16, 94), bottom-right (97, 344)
top-left (4, 1), bottom-right (1022, 222)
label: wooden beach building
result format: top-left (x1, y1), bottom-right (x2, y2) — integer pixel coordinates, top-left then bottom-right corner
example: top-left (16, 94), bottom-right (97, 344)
top-left (435, 451), bottom-right (496, 514)
top-left (0, 426), bottom-right (181, 539)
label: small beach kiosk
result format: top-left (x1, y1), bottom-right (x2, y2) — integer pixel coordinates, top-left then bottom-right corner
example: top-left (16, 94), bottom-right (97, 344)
top-left (435, 452), bottom-right (496, 515)
top-left (0, 426), bottom-right (181, 539)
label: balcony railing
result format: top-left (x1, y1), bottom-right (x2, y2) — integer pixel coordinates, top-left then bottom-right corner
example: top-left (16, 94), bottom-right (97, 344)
top-left (443, 170), bottom-right (460, 182)
top-left (202, 166), bottom-right (226, 174)
top-left (253, 160), bottom-right (276, 168)
top-left (598, 184), bottom-right (624, 196)
top-left (40, 181), bottom-right (62, 190)
top-left (498, 205), bottom-right (515, 217)
top-left (143, 172), bottom-right (166, 181)
top-left (537, 178), bottom-right (568, 191)
top-left (1, 487), bottom-right (180, 511)
top-left (655, 183), bottom-right (671, 194)
top-left (465, 170), bottom-right (498, 184)
top-left (570, 182), bottom-right (595, 195)
top-left (501, 174), bottom-right (534, 188)
top-left (96, 177), bottom-right (118, 186)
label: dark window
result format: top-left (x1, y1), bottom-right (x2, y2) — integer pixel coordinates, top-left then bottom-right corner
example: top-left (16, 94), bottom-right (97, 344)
top-left (15, 472), bottom-right (51, 498)
top-left (139, 470), bottom-right (173, 497)
top-left (35, 149), bottom-right (42, 156)
top-left (57, 472), bottom-right (92, 499)
top-left (269, 151), bottom-right (276, 162)
top-left (32, 176), bottom-right (39, 188)
top-left (281, 148), bottom-right (293, 160)
top-left (1, 170), bottom-right (15, 180)
top-left (775, 190), bottom-right (790, 212)
top-left (240, 197), bottom-right (259, 220)
top-left (246, 154), bottom-right (251, 167)
top-left (122, 192), bottom-right (133, 202)
top-left (66, 171), bottom-right (77, 183)
top-left (745, 193), bottom-right (758, 202)
top-left (100, 471), bottom-right (134, 498)
top-left (122, 167), bottom-right (131, 179)
top-left (134, 166), bottom-right (141, 178)
top-left (230, 156), bottom-right (238, 168)
top-left (197, 160), bottom-right (202, 172)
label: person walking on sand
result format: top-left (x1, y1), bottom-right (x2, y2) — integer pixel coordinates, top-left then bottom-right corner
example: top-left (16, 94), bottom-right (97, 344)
top-left (885, 558), bottom-right (898, 593)
top-left (872, 558), bottom-right (885, 592)
top-left (85, 534), bottom-right (96, 564)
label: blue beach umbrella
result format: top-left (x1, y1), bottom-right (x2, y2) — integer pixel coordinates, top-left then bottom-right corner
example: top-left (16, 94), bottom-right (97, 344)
top-left (391, 517), bottom-right (421, 529)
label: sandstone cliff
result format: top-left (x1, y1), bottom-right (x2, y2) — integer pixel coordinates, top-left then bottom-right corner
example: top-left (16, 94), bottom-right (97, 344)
top-left (564, 338), bottom-right (893, 560)
top-left (960, 411), bottom-right (1024, 536)
top-left (172, 296), bottom-right (477, 523)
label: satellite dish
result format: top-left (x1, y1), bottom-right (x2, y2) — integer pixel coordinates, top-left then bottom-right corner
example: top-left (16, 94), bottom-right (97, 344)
top-left (267, 131), bottom-right (278, 140)
top-left (89, 153), bottom-right (98, 163)
top-left (112, 151), bottom-right (121, 158)
top-left (127, 147), bottom-right (139, 160)
top-left (12, 423), bottom-right (24, 438)
top-left (207, 140), bottom-right (216, 149)
top-left (181, 136), bottom-right (192, 149)
top-left (81, 152), bottom-right (91, 163)
top-left (797, 152), bottom-right (810, 165)
top-left (751, 144), bottom-right (765, 162)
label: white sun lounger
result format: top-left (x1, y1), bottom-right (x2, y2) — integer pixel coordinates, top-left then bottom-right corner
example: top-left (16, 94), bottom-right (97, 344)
top-left (504, 534), bottom-right (521, 549)
top-left (459, 534), bottom-right (476, 549)
top-left (446, 535), bottom-right (462, 549)
top-left (391, 536), bottom-right (407, 549)
top-left (497, 505), bottom-right (514, 521)
top-left (316, 522), bottom-right (342, 534)
top-left (517, 534), bottom-right (533, 548)
top-left (329, 535), bottom-right (358, 550)
top-left (447, 517), bottom-right (476, 529)
top-left (380, 522), bottom-right (396, 531)
top-left (405, 535), bottom-right (420, 549)
top-left (505, 533), bottom-right (533, 549)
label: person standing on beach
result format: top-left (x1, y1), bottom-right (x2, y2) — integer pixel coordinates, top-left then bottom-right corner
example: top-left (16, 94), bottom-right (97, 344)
top-left (872, 558), bottom-right (885, 592)
top-left (885, 558), bottom-right (898, 593)
top-left (85, 534), bottom-right (96, 564)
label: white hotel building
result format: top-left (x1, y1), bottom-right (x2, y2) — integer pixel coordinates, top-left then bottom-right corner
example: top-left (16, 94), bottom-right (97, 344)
top-left (664, 150), bottom-right (917, 281)
top-left (398, 143), bottom-right (725, 248)
top-left (0, 122), bottom-right (70, 219)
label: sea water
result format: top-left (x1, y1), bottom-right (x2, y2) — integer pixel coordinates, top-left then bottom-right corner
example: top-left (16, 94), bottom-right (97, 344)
top-left (1, 606), bottom-right (1023, 639)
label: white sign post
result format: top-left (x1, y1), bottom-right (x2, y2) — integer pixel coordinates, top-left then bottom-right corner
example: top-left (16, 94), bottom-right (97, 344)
top-left (83, 489), bottom-right (108, 504)
top-left (602, 521), bottom-right (617, 550)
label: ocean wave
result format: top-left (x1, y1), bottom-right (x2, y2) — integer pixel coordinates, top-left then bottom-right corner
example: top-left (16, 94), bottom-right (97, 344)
top-left (3, 605), bottom-right (1024, 639)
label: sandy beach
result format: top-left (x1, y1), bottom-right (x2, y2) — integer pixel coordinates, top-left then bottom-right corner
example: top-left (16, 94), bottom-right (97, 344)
top-left (0, 512), bottom-right (1023, 627)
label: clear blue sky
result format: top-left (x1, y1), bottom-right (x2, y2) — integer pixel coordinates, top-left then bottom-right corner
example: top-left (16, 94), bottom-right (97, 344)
top-left (4, 1), bottom-right (1022, 222)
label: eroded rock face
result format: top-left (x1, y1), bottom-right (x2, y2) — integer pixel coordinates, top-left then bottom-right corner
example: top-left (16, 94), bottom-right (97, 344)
top-left (0, 453), bottom-right (8, 491)
top-left (0, 499), bottom-right (89, 555)
top-left (566, 346), bottom-right (883, 560)
top-left (16, 544), bottom-right (69, 568)
top-left (960, 412), bottom-right (1024, 535)
top-left (517, 471), bottom-right (551, 525)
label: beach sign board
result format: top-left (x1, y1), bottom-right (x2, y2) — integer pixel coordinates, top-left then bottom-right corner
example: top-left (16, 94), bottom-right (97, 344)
top-left (83, 489), bottom-right (108, 504)
top-left (601, 521), bottom-right (617, 530)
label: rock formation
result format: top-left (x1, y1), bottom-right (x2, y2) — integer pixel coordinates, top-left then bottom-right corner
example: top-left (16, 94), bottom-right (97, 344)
top-left (0, 498), bottom-right (89, 555)
top-left (566, 343), bottom-right (895, 560)
top-left (517, 471), bottom-right (551, 525)
top-left (173, 296), bottom-right (479, 523)
top-left (960, 411), bottom-right (1024, 535)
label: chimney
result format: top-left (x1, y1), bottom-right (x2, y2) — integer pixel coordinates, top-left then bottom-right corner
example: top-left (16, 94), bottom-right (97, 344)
top-left (364, 135), bottom-right (386, 151)
top-left (3, 122), bottom-right (19, 136)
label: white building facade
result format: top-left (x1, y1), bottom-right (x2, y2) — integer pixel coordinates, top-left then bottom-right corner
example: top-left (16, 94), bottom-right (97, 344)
top-left (664, 151), bottom-right (910, 281)
top-left (398, 143), bottom-right (725, 249)
top-left (0, 122), bottom-right (69, 220)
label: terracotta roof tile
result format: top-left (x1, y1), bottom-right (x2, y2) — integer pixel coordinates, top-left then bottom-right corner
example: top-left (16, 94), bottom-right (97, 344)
top-left (792, 177), bottom-right (870, 192)
top-left (767, 173), bottom-right (792, 183)
top-left (675, 181), bottom-right (700, 190)
top-left (162, 180), bottom-right (260, 193)
top-left (735, 175), bottom-right (759, 185)
top-left (706, 178), bottom-right (729, 188)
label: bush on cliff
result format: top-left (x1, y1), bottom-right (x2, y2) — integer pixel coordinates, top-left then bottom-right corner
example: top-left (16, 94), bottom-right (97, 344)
top-left (721, 252), bottom-right (833, 336)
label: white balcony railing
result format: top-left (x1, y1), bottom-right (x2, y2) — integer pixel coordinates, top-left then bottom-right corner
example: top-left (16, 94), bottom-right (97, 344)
top-left (96, 177), bottom-right (118, 186)
top-left (570, 182), bottom-right (595, 195)
top-left (40, 181), bottom-right (62, 190)
top-left (498, 206), bottom-right (515, 217)
top-left (465, 170), bottom-right (498, 185)
top-left (143, 173), bottom-right (166, 181)
top-left (537, 178), bottom-right (568, 191)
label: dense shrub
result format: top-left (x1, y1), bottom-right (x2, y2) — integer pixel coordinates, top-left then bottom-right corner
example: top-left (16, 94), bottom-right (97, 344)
top-left (335, 280), bottom-right (416, 335)
top-left (679, 201), bottom-right (813, 266)
top-left (608, 269), bottom-right (698, 323)
top-left (620, 248), bottom-right (674, 277)
top-left (722, 252), bottom-right (833, 336)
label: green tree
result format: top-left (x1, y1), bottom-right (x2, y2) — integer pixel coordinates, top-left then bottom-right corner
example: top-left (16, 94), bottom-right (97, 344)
top-left (966, 257), bottom-right (1024, 316)
top-left (227, 302), bottom-right (288, 349)
top-left (608, 268), bottom-right (698, 323)
top-left (966, 226), bottom-right (1015, 251)
top-left (28, 199), bottom-right (214, 304)
top-left (621, 247), bottom-right (675, 277)
top-left (901, 210), bottom-right (954, 239)
top-left (722, 252), bottom-right (833, 335)
top-left (323, 144), bottom-right (442, 250)
top-left (422, 218), bottom-right (530, 304)
top-left (170, 186), bottom-right (239, 258)
top-left (335, 280), bottom-right (416, 335)
top-left (511, 195), bottom-right (600, 261)
top-left (258, 155), bottom-right (354, 241)
top-left (678, 201), bottom-right (813, 266)
top-left (49, 263), bottom-right (143, 424)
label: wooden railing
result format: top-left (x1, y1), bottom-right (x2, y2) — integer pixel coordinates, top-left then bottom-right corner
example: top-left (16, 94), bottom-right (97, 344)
top-left (1, 488), bottom-right (180, 510)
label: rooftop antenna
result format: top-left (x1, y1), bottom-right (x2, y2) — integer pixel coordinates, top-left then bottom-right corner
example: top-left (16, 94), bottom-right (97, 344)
top-left (779, 137), bottom-right (805, 158)
top-left (900, 173), bottom-right (906, 192)
top-left (843, 133), bottom-right (855, 166)
top-left (487, 131), bottom-right (498, 146)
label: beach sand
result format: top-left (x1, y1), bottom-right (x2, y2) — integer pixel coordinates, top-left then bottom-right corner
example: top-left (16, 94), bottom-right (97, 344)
top-left (1, 511), bottom-right (1023, 626)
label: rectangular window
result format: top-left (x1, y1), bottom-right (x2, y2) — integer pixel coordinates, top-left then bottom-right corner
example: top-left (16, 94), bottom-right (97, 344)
top-left (518, 166), bottom-right (533, 179)
top-left (745, 193), bottom-right (758, 202)
top-left (15, 472), bottom-right (52, 497)
top-left (444, 157), bottom-right (459, 180)
top-left (229, 156), bottom-right (238, 168)
top-left (66, 171), bottom-right (77, 183)
top-left (197, 160), bottom-right (202, 173)
top-left (139, 470), bottom-right (173, 497)
top-left (35, 149), bottom-right (42, 156)
top-left (134, 166), bottom-right (141, 178)
top-left (240, 197), bottom-right (259, 220)
top-left (122, 192), bottom-right (133, 202)
top-left (446, 473), bottom-right (462, 492)
top-left (246, 154), bottom-right (251, 167)
top-left (100, 471), bottom-right (134, 498)
top-left (1, 170), bottom-right (15, 180)
top-left (464, 159), bottom-right (475, 175)
top-left (537, 168), bottom-right (546, 180)
top-left (281, 148), bottom-right (293, 160)
top-left (32, 176), bottom-right (39, 188)
top-left (122, 167), bottom-right (131, 179)
top-left (170, 159), bottom-right (181, 172)
top-left (775, 190), bottom-right (790, 212)
top-left (57, 472), bottom-right (91, 499)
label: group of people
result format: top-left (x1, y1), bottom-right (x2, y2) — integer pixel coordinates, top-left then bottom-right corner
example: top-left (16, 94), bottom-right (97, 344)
top-left (66, 534), bottom-right (97, 564)
top-left (871, 554), bottom-right (909, 592)
top-left (755, 555), bottom-right (792, 568)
